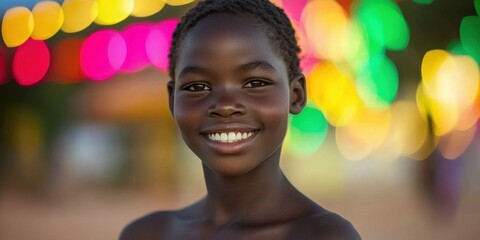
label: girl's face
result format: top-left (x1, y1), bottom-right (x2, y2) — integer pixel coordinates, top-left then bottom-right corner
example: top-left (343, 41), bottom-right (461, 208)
top-left (169, 13), bottom-right (305, 177)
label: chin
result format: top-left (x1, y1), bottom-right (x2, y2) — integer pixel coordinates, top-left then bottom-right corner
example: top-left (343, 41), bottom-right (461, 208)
top-left (202, 157), bottom-right (261, 178)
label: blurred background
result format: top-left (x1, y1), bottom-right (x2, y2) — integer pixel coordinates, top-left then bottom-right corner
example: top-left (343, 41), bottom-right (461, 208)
top-left (0, 0), bottom-right (479, 239)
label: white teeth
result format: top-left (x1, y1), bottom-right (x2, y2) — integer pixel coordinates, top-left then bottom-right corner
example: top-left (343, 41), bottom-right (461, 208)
top-left (228, 132), bottom-right (235, 142)
top-left (221, 133), bottom-right (228, 142)
top-left (207, 131), bottom-right (255, 143)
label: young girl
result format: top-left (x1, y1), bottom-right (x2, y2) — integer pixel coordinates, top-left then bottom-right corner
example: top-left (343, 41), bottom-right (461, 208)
top-left (121, 0), bottom-right (360, 239)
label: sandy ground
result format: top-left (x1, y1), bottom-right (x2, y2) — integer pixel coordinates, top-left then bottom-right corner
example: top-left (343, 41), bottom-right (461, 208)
top-left (1, 185), bottom-right (479, 240)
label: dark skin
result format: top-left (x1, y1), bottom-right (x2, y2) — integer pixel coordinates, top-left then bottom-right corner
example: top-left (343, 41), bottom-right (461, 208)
top-left (120, 13), bottom-right (360, 240)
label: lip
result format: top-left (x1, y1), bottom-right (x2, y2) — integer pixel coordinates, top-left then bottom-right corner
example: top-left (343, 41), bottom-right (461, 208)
top-left (200, 124), bottom-right (259, 154)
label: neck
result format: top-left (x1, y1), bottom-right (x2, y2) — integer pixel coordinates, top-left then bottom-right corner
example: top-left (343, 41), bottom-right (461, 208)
top-left (201, 151), bottom-right (294, 226)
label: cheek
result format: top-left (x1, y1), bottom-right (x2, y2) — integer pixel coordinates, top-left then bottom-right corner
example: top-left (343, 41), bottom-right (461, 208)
top-left (173, 97), bottom-right (201, 133)
top-left (255, 91), bottom-right (290, 134)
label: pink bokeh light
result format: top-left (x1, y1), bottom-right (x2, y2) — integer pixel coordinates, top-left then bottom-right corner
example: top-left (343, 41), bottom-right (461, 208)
top-left (282, 0), bottom-right (307, 22)
top-left (81, 30), bottom-right (127, 81)
top-left (13, 39), bottom-right (50, 86)
top-left (146, 19), bottom-right (179, 71)
top-left (120, 23), bottom-right (152, 73)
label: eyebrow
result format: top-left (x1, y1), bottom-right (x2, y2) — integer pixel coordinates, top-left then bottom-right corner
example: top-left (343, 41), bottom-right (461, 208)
top-left (178, 66), bottom-right (209, 79)
top-left (177, 60), bottom-right (277, 79)
top-left (238, 60), bottom-right (277, 73)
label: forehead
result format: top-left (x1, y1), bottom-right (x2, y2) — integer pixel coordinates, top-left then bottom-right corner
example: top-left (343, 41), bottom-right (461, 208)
top-left (175, 13), bottom-right (287, 79)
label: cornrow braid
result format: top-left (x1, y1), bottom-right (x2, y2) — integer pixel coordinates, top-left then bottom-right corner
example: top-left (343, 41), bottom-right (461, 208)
top-left (168, 0), bottom-right (302, 81)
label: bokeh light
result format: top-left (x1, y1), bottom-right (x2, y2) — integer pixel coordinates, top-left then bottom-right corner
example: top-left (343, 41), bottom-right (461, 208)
top-left (447, 39), bottom-right (468, 56)
top-left (146, 19), bottom-right (178, 71)
top-left (438, 124), bottom-right (477, 160)
top-left (132, 0), bottom-right (166, 17)
top-left (353, 0), bottom-right (409, 51)
top-left (460, 16), bottom-right (480, 65)
top-left (80, 30), bottom-right (127, 81)
top-left (51, 38), bottom-right (85, 83)
top-left (61, 0), bottom-right (98, 33)
top-left (356, 55), bottom-right (399, 109)
top-left (1, 7), bottom-right (34, 47)
top-left (281, 0), bottom-right (307, 22)
top-left (0, 47), bottom-right (8, 85)
top-left (269, 0), bottom-right (283, 8)
top-left (286, 104), bottom-right (328, 156)
top-left (31, 1), bottom-right (64, 40)
top-left (13, 39), bottom-right (50, 86)
top-left (165, 0), bottom-right (195, 6)
top-left (420, 50), bottom-right (480, 136)
top-left (413, 0), bottom-right (433, 4)
top-left (336, 107), bottom-right (391, 161)
top-left (120, 23), bottom-right (152, 73)
top-left (342, 19), bottom-right (371, 73)
top-left (337, 0), bottom-right (354, 14)
top-left (475, 0), bottom-right (480, 15)
top-left (302, 0), bottom-right (349, 61)
top-left (95, 0), bottom-right (134, 25)
top-left (308, 61), bottom-right (361, 126)
top-left (387, 101), bottom-right (429, 158)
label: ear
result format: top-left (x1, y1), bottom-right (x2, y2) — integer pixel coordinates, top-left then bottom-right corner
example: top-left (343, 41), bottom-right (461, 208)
top-left (167, 80), bottom-right (175, 116)
top-left (289, 74), bottom-right (307, 114)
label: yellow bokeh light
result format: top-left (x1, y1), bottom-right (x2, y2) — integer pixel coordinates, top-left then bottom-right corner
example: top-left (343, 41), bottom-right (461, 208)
top-left (421, 49), bottom-right (449, 85)
top-left (32, 1), bottom-right (64, 40)
top-left (336, 125), bottom-right (373, 161)
top-left (132, 0), bottom-right (166, 17)
top-left (308, 61), bottom-right (361, 126)
top-left (388, 101), bottom-right (428, 157)
top-left (343, 19), bottom-right (370, 73)
top-left (166, 0), bottom-right (195, 6)
top-left (415, 82), bottom-right (429, 121)
top-left (336, 107), bottom-right (391, 161)
top-left (432, 55), bottom-right (478, 106)
top-left (95, 0), bottom-right (134, 25)
top-left (421, 50), bottom-right (479, 136)
top-left (410, 134), bottom-right (438, 161)
top-left (62, 0), bottom-right (98, 33)
top-left (430, 98), bottom-right (459, 136)
top-left (1, 7), bottom-right (34, 47)
top-left (302, 0), bottom-right (349, 61)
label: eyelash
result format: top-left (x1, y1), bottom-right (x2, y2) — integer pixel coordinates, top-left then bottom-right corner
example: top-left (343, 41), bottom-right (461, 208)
top-left (181, 79), bottom-right (270, 92)
top-left (182, 82), bottom-right (211, 92)
top-left (243, 79), bottom-right (271, 88)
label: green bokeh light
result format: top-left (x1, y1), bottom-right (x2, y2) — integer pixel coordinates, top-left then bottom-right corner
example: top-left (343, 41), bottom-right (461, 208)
top-left (286, 104), bottom-right (328, 156)
top-left (413, 0), bottom-right (433, 5)
top-left (460, 16), bottom-right (480, 65)
top-left (447, 39), bottom-right (468, 56)
top-left (354, 0), bottom-right (410, 51)
top-left (475, 0), bottom-right (480, 16)
top-left (356, 55), bottom-right (399, 109)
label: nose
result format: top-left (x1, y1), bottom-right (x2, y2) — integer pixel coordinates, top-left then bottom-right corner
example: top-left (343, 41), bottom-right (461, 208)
top-left (207, 86), bottom-right (245, 118)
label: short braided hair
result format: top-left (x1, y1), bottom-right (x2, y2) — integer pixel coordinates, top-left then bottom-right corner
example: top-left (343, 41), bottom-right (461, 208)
top-left (168, 0), bottom-right (302, 81)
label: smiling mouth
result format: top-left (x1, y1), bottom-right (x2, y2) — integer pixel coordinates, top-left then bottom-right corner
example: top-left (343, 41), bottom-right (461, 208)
top-left (206, 131), bottom-right (256, 143)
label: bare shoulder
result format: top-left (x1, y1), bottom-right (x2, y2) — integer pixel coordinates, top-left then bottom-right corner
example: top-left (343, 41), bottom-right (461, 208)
top-left (287, 209), bottom-right (361, 240)
top-left (119, 210), bottom-right (175, 240)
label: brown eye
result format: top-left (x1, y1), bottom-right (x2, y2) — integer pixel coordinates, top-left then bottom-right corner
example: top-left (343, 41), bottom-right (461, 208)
top-left (183, 83), bottom-right (211, 91)
top-left (243, 79), bottom-right (269, 88)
